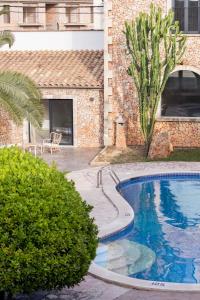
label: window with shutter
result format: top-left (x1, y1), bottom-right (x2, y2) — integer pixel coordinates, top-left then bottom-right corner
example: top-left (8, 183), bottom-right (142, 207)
top-left (3, 5), bottom-right (10, 24)
top-left (23, 7), bottom-right (37, 24)
top-left (188, 0), bottom-right (199, 31)
top-left (174, 0), bottom-right (185, 31)
top-left (173, 0), bottom-right (200, 33)
top-left (66, 6), bottom-right (79, 23)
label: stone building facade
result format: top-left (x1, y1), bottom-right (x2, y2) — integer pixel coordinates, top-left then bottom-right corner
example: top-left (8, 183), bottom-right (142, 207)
top-left (0, 0), bottom-right (103, 31)
top-left (0, 50), bottom-right (104, 147)
top-left (104, 0), bottom-right (200, 148)
top-left (2, 0), bottom-right (200, 149)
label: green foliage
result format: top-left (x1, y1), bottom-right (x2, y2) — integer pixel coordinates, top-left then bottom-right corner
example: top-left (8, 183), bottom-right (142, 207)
top-left (0, 8), bottom-right (43, 127)
top-left (0, 31), bottom-right (14, 48)
top-left (0, 7), bottom-right (15, 49)
top-left (124, 4), bottom-right (186, 151)
top-left (150, 148), bottom-right (200, 162)
top-left (0, 71), bottom-right (44, 127)
top-left (0, 147), bottom-right (98, 296)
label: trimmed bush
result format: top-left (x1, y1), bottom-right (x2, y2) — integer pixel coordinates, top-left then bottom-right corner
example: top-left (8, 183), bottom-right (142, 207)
top-left (0, 147), bottom-right (98, 296)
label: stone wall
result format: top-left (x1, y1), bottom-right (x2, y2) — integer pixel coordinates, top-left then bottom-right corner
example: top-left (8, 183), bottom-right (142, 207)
top-left (104, 0), bottom-right (166, 146)
top-left (155, 120), bottom-right (200, 148)
top-left (0, 108), bottom-right (23, 145)
top-left (105, 0), bottom-right (200, 148)
top-left (0, 87), bottom-right (104, 147)
top-left (41, 87), bottom-right (104, 147)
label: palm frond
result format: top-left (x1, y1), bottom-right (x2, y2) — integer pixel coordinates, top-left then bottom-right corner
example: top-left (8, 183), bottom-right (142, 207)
top-left (0, 95), bottom-right (23, 125)
top-left (0, 71), bottom-right (44, 127)
top-left (0, 7), bottom-right (9, 16)
top-left (0, 31), bottom-right (15, 48)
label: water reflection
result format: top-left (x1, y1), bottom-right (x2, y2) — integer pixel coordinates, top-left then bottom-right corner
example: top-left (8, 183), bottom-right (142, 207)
top-left (114, 177), bottom-right (200, 283)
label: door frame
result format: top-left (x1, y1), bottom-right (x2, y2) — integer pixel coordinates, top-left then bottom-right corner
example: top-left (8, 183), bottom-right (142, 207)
top-left (42, 94), bottom-right (78, 147)
top-left (45, 3), bottom-right (57, 28)
top-left (49, 99), bottom-right (74, 146)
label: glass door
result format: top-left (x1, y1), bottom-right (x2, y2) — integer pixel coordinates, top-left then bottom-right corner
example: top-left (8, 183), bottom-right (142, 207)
top-left (49, 99), bottom-right (73, 145)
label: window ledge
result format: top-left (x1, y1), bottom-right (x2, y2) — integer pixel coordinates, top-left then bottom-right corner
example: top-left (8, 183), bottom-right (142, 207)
top-left (64, 23), bottom-right (87, 26)
top-left (184, 33), bottom-right (200, 37)
top-left (18, 23), bottom-right (43, 27)
top-left (157, 117), bottom-right (200, 122)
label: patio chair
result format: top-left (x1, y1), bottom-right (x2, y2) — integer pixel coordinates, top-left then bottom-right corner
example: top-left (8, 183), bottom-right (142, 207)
top-left (42, 132), bottom-right (62, 155)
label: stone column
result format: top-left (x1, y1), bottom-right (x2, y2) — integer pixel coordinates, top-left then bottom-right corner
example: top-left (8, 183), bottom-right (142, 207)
top-left (104, 0), bottom-right (113, 146)
top-left (115, 115), bottom-right (127, 149)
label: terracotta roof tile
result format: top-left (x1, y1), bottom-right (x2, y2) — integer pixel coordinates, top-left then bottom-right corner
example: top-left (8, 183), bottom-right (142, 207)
top-left (0, 50), bottom-right (104, 88)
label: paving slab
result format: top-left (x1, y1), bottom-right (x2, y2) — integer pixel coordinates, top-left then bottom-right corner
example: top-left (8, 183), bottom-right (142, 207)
top-left (42, 147), bottom-right (101, 172)
top-left (115, 289), bottom-right (200, 300)
top-left (47, 276), bottom-right (128, 300)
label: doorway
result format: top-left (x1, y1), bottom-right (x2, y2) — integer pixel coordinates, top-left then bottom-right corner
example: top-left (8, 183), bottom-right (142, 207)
top-left (49, 99), bottom-right (73, 145)
top-left (46, 4), bottom-right (57, 30)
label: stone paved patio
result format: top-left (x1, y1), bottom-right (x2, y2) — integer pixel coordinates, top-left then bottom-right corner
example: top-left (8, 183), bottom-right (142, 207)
top-left (41, 147), bottom-right (101, 172)
top-left (17, 160), bottom-right (200, 299)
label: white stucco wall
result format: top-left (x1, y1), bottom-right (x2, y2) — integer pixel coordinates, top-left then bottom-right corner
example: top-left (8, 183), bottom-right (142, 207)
top-left (0, 31), bottom-right (104, 50)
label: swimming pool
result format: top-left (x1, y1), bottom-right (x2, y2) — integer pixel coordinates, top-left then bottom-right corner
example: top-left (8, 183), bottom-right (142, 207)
top-left (94, 173), bottom-right (200, 285)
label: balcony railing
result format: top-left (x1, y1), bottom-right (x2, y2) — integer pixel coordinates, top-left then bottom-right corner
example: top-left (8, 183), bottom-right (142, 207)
top-left (173, 6), bottom-right (200, 33)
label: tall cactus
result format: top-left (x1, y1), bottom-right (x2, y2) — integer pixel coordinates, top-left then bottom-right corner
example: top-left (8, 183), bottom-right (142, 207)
top-left (124, 4), bottom-right (186, 153)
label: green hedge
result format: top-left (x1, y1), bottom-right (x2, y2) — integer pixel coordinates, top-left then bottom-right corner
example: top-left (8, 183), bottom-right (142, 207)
top-left (0, 147), bottom-right (98, 296)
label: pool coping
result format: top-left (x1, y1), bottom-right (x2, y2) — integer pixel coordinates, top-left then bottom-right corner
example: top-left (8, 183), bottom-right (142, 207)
top-left (88, 168), bottom-right (200, 292)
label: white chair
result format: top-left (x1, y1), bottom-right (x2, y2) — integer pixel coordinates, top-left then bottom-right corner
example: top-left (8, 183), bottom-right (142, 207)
top-left (42, 132), bottom-right (62, 155)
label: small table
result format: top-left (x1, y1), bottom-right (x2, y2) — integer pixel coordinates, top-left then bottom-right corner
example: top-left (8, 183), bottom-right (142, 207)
top-left (24, 143), bottom-right (43, 157)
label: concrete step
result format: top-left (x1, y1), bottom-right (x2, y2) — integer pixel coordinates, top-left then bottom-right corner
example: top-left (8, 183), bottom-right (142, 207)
top-left (95, 239), bottom-right (156, 276)
top-left (95, 242), bottom-right (133, 263)
top-left (97, 252), bottom-right (141, 269)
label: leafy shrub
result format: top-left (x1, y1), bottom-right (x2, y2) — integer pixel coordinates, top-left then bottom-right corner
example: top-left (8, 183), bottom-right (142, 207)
top-left (0, 147), bottom-right (98, 296)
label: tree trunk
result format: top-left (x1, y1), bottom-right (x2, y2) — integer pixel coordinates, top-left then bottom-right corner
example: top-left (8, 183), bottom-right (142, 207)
top-left (145, 139), bottom-right (151, 158)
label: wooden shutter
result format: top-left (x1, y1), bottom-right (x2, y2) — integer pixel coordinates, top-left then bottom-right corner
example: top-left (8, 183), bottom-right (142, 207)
top-left (188, 0), bottom-right (199, 32)
top-left (23, 7), bottom-right (36, 24)
top-left (3, 5), bottom-right (10, 24)
top-left (174, 0), bottom-right (185, 31)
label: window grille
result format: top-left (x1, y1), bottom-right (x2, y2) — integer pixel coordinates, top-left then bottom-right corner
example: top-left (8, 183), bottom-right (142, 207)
top-left (173, 0), bottom-right (200, 33)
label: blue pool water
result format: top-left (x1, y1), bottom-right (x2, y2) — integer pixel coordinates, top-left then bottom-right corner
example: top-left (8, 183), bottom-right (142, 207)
top-left (94, 173), bottom-right (200, 284)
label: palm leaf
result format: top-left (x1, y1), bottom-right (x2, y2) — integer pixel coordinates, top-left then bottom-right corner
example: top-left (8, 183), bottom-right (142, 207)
top-left (0, 15), bottom-right (43, 131)
top-left (0, 71), bottom-right (44, 127)
top-left (0, 31), bottom-right (14, 48)
top-left (0, 7), bottom-right (9, 16)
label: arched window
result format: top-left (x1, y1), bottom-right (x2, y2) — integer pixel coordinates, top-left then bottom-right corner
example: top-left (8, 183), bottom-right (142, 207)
top-left (161, 70), bottom-right (200, 117)
top-left (173, 0), bottom-right (200, 33)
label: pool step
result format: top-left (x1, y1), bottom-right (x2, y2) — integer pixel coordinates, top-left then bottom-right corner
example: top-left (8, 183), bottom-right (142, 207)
top-left (94, 239), bottom-right (156, 276)
top-left (97, 253), bottom-right (141, 269)
top-left (95, 243), bottom-right (136, 264)
top-left (111, 247), bottom-right (156, 276)
top-left (96, 245), bottom-right (108, 256)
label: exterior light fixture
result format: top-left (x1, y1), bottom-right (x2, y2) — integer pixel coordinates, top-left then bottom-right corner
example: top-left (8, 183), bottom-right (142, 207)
top-left (115, 114), bottom-right (125, 125)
